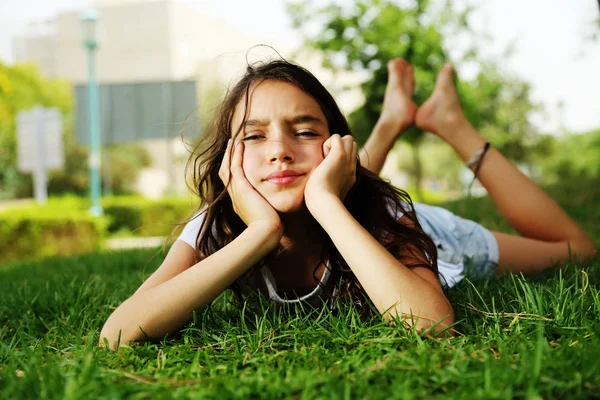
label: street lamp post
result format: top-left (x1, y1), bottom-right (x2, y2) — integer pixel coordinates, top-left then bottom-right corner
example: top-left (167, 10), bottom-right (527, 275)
top-left (81, 9), bottom-right (102, 216)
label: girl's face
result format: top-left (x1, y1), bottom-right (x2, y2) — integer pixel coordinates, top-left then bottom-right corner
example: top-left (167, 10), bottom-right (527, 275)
top-left (230, 80), bottom-right (331, 213)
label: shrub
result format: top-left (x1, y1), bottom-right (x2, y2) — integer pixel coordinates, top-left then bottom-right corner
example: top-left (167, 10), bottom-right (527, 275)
top-left (100, 196), bottom-right (195, 237)
top-left (0, 206), bottom-right (108, 264)
top-left (0, 195), bottom-right (197, 263)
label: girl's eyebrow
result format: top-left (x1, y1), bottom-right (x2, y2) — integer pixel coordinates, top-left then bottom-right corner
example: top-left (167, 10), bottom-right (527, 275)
top-left (289, 114), bottom-right (326, 126)
top-left (243, 114), bottom-right (325, 129)
top-left (244, 118), bottom-right (268, 128)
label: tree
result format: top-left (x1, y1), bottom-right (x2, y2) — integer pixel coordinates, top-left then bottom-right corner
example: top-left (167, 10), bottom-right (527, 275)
top-left (0, 62), bottom-right (152, 199)
top-left (287, 0), bottom-right (545, 196)
top-left (0, 63), bottom-right (72, 198)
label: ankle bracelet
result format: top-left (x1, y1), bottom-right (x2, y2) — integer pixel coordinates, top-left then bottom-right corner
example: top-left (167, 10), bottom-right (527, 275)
top-left (465, 141), bottom-right (491, 197)
top-left (466, 141), bottom-right (491, 172)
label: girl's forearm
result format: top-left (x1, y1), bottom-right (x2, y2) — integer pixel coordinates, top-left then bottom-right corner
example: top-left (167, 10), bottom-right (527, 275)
top-left (100, 224), bottom-right (280, 350)
top-left (359, 118), bottom-right (399, 175)
top-left (311, 196), bottom-right (454, 331)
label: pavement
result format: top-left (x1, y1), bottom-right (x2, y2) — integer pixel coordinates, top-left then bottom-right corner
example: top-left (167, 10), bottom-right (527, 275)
top-left (105, 236), bottom-right (167, 250)
top-left (0, 198), bottom-right (35, 211)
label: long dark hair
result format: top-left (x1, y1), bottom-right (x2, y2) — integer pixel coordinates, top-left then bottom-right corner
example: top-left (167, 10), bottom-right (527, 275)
top-left (186, 58), bottom-right (438, 314)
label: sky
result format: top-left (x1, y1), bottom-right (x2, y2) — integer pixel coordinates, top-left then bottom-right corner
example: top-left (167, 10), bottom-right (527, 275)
top-left (1, 0), bottom-right (599, 135)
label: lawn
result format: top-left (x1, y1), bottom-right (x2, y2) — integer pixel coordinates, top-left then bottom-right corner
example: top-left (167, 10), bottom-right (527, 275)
top-left (1, 186), bottom-right (600, 399)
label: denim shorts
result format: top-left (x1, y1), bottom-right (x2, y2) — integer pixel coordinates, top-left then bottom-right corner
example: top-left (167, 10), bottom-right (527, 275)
top-left (413, 202), bottom-right (500, 287)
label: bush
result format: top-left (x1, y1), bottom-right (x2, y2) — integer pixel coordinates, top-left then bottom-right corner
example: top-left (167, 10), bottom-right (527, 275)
top-left (535, 128), bottom-right (600, 186)
top-left (0, 206), bottom-right (108, 264)
top-left (100, 196), bottom-right (195, 237)
top-left (0, 195), bottom-right (196, 263)
top-left (48, 143), bottom-right (152, 197)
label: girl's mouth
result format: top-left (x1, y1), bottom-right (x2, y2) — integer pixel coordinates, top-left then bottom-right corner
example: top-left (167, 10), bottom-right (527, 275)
top-left (265, 174), bottom-right (304, 185)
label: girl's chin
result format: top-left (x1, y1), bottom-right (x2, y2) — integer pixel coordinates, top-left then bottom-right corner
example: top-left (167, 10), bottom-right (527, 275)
top-left (267, 197), bottom-right (306, 214)
top-left (273, 202), bottom-right (307, 214)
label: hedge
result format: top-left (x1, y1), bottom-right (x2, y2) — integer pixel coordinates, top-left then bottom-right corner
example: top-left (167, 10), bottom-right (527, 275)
top-left (0, 207), bottom-right (108, 264)
top-left (0, 195), bottom-right (198, 264)
top-left (100, 196), bottom-right (196, 237)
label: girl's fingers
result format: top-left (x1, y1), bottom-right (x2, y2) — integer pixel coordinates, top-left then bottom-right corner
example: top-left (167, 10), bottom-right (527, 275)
top-left (342, 135), bottom-right (354, 156)
top-left (331, 134), bottom-right (343, 157)
top-left (218, 139), bottom-right (232, 185)
top-left (327, 134), bottom-right (357, 164)
top-left (231, 140), bottom-right (245, 179)
top-left (340, 135), bottom-right (355, 168)
top-left (323, 135), bottom-right (333, 158)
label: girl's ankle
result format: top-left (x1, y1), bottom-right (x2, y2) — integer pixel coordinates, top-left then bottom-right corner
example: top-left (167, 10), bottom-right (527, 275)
top-left (436, 115), bottom-right (472, 142)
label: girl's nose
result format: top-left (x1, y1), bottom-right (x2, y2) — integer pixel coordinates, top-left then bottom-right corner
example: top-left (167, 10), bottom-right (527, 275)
top-left (267, 139), bottom-right (295, 163)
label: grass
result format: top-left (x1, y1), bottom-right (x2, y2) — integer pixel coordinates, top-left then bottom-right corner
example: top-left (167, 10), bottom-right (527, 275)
top-left (1, 186), bottom-right (600, 399)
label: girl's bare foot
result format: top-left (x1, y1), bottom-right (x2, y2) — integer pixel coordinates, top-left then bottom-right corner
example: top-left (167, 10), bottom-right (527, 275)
top-left (415, 63), bottom-right (467, 141)
top-left (378, 58), bottom-right (418, 136)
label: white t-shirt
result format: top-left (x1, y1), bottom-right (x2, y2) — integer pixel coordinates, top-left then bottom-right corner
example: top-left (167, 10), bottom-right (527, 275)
top-left (177, 211), bottom-right (337, 306)
top-left (176, 203), bottom-right (463, 307)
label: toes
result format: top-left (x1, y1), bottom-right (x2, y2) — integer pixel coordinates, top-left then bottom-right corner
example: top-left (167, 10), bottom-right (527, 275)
top-left (435, 63), bottom-right (455, 90)
top-left (387, 58), bottom-right (407, 71)
top-left (387, 58), bottom-right (412, 86)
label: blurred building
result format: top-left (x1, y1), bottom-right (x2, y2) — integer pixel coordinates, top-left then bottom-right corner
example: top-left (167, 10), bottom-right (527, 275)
top-left (15, 0), bottom-right (262, 85)
top-left (13, 0), bottom-right (377, 198)
top-left (12, 0), bottom-right (265, 198)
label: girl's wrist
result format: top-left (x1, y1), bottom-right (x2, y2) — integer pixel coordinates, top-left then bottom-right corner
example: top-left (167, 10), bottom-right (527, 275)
top-left (306, 193), bottom-right (344, 223)
top-left (247, 221), bottom-right (283, 250)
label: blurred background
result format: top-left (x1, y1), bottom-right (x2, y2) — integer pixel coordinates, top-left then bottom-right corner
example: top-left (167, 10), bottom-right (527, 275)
top-left (1, 0), bottom-right (599, 262)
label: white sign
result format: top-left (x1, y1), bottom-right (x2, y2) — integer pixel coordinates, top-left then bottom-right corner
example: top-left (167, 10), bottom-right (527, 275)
top-left (17, 107), bottom-right (64, 172)
top-left (16, 106), bottom-right (64, 205)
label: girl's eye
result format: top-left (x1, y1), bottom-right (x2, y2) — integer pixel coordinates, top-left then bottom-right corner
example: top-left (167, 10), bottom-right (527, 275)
top-left (296, 131), bottom-right (319, 137)
top-left (242, 134), bottom-right (264, 141)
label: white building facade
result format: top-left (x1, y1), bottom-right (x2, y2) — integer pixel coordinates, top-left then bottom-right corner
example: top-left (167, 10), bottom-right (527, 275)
top-left (13, 0), bottom-right (405, 198)
top-left (13, 0), bottom-right (269, 198)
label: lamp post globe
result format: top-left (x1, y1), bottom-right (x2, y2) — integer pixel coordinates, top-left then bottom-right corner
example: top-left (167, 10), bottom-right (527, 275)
top-left (80, 9), bottom-right (103, 216)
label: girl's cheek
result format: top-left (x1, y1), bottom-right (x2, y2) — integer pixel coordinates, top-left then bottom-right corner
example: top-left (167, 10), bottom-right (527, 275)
top-left (241, 151), bottom-right (260, 180)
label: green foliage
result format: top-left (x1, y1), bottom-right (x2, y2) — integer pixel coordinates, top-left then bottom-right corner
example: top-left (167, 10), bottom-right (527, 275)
top-left (42, 194), bottom-right (195, 237)
top-left (287, 0), bottom-right (548, 194)
top-left (0, 205), bottom-right (108, 264)
top-left (394, 135), bottom-right (465, 190)
top-left (288, 0), bottom-right (542, 149)
top-left (469, 65), bottom-right (550, 163)
top-left (0, 62), bottom-right (72, 198)
top-left (0, 195), bottom-right (195, 262)
top-left (101, 195), bottom-right (195, 237)
top-left (47, 139), bottom-right (152, 196)
top-left (289, 0), bottom-right (451, 145)
top-left (535, 128), bottom-right (600, 185)
top-left (0, 62), bottom-right (152, 199)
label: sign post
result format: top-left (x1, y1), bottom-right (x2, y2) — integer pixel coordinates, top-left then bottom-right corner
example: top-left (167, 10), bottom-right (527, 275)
top-left (81, 8), bottom-right (103, 216)
top-left (16, 106), bottom-right (64, 205)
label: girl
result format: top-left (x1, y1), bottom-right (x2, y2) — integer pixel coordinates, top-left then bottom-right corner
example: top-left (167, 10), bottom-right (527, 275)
top-left (99, 58), bottom-right (596, 350)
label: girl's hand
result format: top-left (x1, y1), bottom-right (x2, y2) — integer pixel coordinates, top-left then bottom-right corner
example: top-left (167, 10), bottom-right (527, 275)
top-left (304, 134), bottom-right (358, 213)
top-left (218, 139), bottom-right (282, 234)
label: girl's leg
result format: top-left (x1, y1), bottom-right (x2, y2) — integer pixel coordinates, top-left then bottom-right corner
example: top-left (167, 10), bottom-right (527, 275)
top-left (359, 59), bottom-right (417, 175)
top-left (415, 64), bottom-right (597, 275)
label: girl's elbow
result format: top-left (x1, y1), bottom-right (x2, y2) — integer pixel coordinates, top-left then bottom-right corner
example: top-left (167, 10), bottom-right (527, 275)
top-left (417, 304), bottom-right (455, 336)
top-left (571, 236), bottom-right (598, 261)
top-left (583, 239), bottom-right (598, 260)
top-left (99, 323), bottom-right (150, 351)
top-left (383, 301), bottom-right (455, 336)
top-left (98, 325), bottom-right (123, 351)
top-left (98, 310), bottom-right (144, 351)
